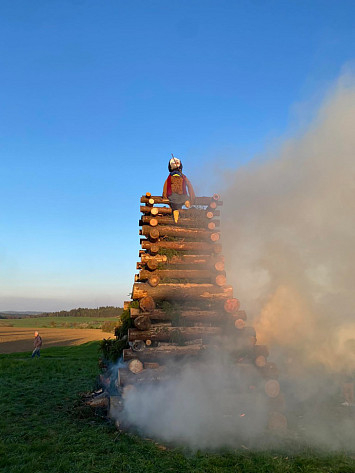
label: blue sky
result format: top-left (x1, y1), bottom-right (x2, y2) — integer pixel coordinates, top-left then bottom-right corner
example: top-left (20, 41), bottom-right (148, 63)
top-left (1, 0), bottom-right (354, 311)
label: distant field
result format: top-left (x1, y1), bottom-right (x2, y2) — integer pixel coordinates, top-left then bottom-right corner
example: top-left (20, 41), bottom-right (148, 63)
top-left (0, 315), bottom-right (119, 329)
top-left (0, 326), bottom-right (114, 354)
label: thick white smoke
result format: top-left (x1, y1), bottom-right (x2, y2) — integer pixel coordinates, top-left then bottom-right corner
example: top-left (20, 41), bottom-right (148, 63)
top-left (223, 77), bottom-right (355, 376)
top-left (121, 355), bottom-right (270, 450)
top-left (118, 78), bottom-right (355, 450)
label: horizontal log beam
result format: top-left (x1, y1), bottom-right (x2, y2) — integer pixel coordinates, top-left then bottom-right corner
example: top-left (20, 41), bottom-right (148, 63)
top-left (144, 254), bottom-right (223, 265)
top-left (141, 215), bottom-right (220, 229)
top-left (142, 241), bottom-right (222, 254)
top-left (137, 269), bottom-right (226, 285)
top-left (123, 344), bottom-right (205, 362)
top-left (130, 308), bottom-right (246, 324)
top-left (141, 225), bottom-right (220, 242)
top-left (140, 254), bottom-right (167, 264)
top-left (132, 282), bottom-right (233, 301)
top-left (139, 254), bottom-right (224, 271)
top-left (138, 254), bottom-right (167, 271)
top-left (140, 206), bottom-right (220, 218)
top-left (140, 196), bottom-right (223, 206)
top-left (138, 268), bottom-right (212, 279)
top-left (168, 254), bottom-right (225, 271)
top-left (118, 367), bottom-right (169, 386)
top-left (128, 326), bottom-right (222, 342)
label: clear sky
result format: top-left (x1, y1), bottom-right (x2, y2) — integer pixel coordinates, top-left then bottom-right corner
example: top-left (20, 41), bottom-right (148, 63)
top-left (1, 0), bottom-right (354, 311)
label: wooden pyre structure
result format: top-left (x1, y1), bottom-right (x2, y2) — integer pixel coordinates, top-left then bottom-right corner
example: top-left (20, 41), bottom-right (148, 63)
top-left (116, 193), bottom-right (286, 430)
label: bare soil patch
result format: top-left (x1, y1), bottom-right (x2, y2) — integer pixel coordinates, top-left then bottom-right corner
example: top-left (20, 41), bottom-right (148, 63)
top-left (0, 326), bottom-right (114, 354)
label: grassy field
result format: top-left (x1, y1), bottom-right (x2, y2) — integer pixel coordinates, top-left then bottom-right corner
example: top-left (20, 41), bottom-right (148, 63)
top-left (0, 316), bottom-right (118, 329)
top-left (1, 343), bottom-right (354, 473)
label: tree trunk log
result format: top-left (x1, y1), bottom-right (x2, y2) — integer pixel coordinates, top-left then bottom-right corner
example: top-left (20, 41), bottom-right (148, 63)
top-left (224, 298), bottom-right (241, 313)
top-left (141, 215), bottom-right (220, 230)
top-left (207, 221), bottom-right (219, 230)
top-left (130, 308), bottom-right (230, 324)
top-left (141, 225), bottom-right (220, 242)
top-left (138, 268), bottom-right (226, 284)
top-left (140, 206), bottom-right (220, 218)
top-left (132, 282), bottom-right (233, 302)
top-left (140, 196), bottom-right (223, 206)
top-left (143, 362), bottom-right (160, 369)
top-left (128, 326), bottom-right (222, 343)
top-left (147, 275), bottom-right (160, 287)
top-left (127, 359), bottom-right (144, 374)
top-left (86, 395), bottom-right (109, 408)
top-left (147, 227), bottom-right (160, 240)
top-left (140, 260), bottom-right (201, 270)
top-left (167, 254), bottom-right (225, 271)
top-left (264, 379), bottom-right (280, 398)
top-left (146, 259), bottom-right (158, 270)
top-left (139, 296), bottom-right (155, 311)
top-left (146, 243), bottom-right (159, 255)
top-left (133, 315), bottom-right (151, 331)
top-left (215, 274), bottom-right (226, 286)
top-left (140, 254), bottom-right (168, 264)
top-left (234, 318), bottom-right (246, 330)
top-left (118, 367), bottom-right (169, 386)
top-left (206, 210), bottom-right (220, 218)
top-left (142, 241), bottom-right (222, 254)
top-left (123, 344), bottom-right (204, 362)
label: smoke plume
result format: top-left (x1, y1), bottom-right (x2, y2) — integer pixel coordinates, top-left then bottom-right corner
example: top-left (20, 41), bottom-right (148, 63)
top-left (118, 78), bottom-right (355, 450)
top-left (223, 77), bottom-right (355, 376)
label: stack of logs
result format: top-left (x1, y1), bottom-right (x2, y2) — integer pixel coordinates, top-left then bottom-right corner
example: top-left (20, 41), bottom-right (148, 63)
top-left (116, 193), bottom-right (286, 430)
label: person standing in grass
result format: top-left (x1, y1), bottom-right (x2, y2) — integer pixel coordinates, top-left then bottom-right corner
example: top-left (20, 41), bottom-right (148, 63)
top-left (31, 331), bottom-right (42, 358)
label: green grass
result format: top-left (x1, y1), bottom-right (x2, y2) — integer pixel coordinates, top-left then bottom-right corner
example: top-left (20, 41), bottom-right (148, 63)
top-left (0, 316), bottom-right (118, 329)
top-left (0, 344), bottom-right (354, 473)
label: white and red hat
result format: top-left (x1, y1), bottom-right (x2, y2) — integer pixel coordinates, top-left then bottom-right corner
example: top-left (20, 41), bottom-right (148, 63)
top-left (169, 157), bottom-right (182, 171)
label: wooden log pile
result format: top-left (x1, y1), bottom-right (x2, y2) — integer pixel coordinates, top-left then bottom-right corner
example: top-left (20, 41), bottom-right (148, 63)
top-left (112, 193), bottom-right (286, 431)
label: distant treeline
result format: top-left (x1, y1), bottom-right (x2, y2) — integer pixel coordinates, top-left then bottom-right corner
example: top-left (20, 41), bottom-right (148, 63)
top-left (39, 306), bottom-right (124, 318)
top-left (0, 312), bottom-right (43, 319)
top-left (0, 306), bottom-right (123, 319)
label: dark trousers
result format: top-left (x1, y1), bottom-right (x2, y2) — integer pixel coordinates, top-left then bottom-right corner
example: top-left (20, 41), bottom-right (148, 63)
top-left (31, 348), bottom-right (40, 358)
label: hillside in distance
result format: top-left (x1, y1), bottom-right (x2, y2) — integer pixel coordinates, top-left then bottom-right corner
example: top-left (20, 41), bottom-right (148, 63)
top-left (0, 306), bottom-right (123, 319)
